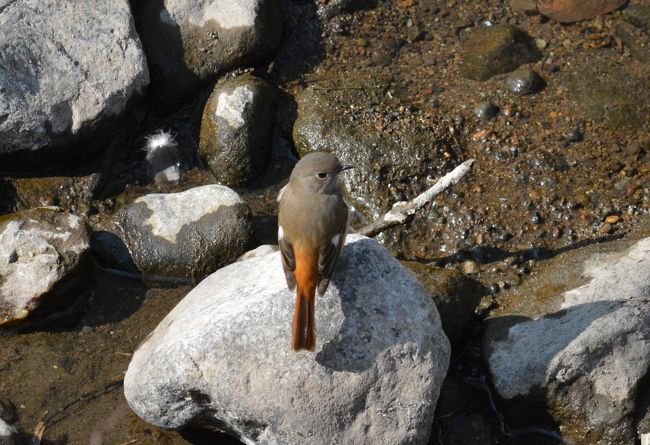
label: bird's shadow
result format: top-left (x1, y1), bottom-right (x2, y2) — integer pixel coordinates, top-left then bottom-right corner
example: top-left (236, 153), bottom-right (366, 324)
top-left (315, 238), bottom-right (433, 373)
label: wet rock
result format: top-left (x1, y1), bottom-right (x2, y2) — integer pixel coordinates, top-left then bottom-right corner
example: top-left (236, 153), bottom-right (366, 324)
top-left (0, 419), bottom-right (18, 445)
top-left (459, 24), bottom-right (540, 81)
top-left (484, 237), bottom-right (650, 445)
top-left (293, 87), bottom-right (456, 217)
top-left (405, 263), bottom-right (483, 347)
top-left (124, 235), bottom-right (450, 445)
top-left (537, 0), bottom-right (625, 24)
top-left (0, 0), bottom-right (149, 154)
top-left (474, 101), bottom-right (499, 120)
top-left (567, 57), bottom-right (650, 130)
top-left (505, 67), bottom-right (542, 95)
top-left (0, 208), bottom-right (90, 328)
top-left (199, 74), bottom-right (277, 187)
top-left (136, 0), bottom-right (282, 112)
top-left (122, 185), bottom-right (253, 280)
top-left (90, 231), bottom-right (139, 274)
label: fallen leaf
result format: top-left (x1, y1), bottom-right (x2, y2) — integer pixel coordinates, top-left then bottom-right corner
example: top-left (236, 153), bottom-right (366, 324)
top-left (536, 0), bottom-right (625, 23)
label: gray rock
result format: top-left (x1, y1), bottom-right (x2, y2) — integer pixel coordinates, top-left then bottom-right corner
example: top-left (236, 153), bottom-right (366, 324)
top-left (483, 236), bottom-right (650, 445)
top-left (123, 185), bottom-right (253, 280)
top-left (473, 101), bottom-right (498, 120)
top-left (0, 0), bottom-right (149, 154)
top-left (236, 244), bottom-right (278, 262)
top-left (459, 24), bottom-right (540, 81)
top-left (0, 419), bottom-right (18, 445)
top-left (136, 0), bottom-right (282, 112)
top-left (124, 235), bottom-right (450, 445)
top-left (560, 237), bottom-right (650, 308)
top-left (0, 208), bottom-right (90, 328)
top-left (505, 67), bottom-right (543, 96)
top-left (199, 74), bottom-right (277, 187)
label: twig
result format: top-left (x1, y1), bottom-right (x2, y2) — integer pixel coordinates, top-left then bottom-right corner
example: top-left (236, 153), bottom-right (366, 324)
top-left (43, 376), bottom-right (124, 429)
top-left (358, 159), bottom-right (475, 237)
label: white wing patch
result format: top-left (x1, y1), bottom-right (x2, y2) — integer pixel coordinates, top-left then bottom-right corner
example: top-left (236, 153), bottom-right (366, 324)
top-left (331, 234), bottom-right (340, 246)
top-left (278, 225), bottom-right (284, 241)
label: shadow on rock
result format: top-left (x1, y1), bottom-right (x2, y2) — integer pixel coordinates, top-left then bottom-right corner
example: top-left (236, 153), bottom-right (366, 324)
top-left (484, 299), bottom-right (650, 444)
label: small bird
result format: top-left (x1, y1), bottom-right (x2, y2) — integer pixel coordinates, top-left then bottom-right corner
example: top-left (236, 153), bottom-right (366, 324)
top-left (278, 152), bottom-right (353, 351)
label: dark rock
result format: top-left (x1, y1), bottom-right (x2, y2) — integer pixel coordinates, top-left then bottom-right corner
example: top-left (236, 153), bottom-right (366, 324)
top-left (0, 208), bottom-right (91, 328)
top-left (136, 0), bottom-right (282, 112)
top-left (0, 0), bottom-right (148, 154)
top-left (124, 235), bottom-right (450, 445)
top-left (565, 127), bottom-right (583, 143)
top-left (122, 185), bottom-right (253, 280)
top-left (405, 263), bottom-right (483, 347)
top-left (199, 74), bottom-right (277, 187)
top-left (506, 67), bottom-right (543, 95)
top-left (293, 87), bottom-right (457, 217)
top-left (459, 24), bottom-right (540, 81)
top-left (473, 101), bottom-right (499, 120)
top-left (90, 231), bottom-right (139, 274)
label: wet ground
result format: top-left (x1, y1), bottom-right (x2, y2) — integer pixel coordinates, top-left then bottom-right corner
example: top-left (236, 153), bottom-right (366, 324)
top-left (0, 0), bottom-right (649, 444)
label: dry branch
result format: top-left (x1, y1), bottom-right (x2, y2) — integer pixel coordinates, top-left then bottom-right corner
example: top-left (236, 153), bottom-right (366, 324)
top-left (358, 159), bottom-right (475, 238)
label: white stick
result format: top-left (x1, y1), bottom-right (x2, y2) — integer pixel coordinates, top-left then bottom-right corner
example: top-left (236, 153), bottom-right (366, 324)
top-left (358, 159), bottom-right (475, 238)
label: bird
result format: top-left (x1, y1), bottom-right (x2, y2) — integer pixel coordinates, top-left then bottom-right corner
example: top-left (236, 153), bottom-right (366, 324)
top-left (277, 152), bottom-right (353, 351)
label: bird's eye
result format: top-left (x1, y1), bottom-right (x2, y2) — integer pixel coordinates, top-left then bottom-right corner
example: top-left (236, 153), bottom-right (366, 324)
top-left (317, 172), bottom-right (328, 179)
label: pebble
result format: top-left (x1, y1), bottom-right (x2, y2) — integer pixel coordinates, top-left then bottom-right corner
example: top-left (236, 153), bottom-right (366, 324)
top-left (462, 260), bottom-right (480, 275)
top-left (474, 101), bottom-right (499, 120)
top-left (506, 67), bottom-right (543, 95)
top-left (600, 223), bottom-right (613, 234)
top-left (605, 215), bottom-right (620, 224)
top-left (565, 127), bottom-right (583, 143)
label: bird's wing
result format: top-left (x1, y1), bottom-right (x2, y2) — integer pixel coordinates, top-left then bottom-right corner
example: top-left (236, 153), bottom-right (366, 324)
top-left (317, 203), bottom-right (348, 296)
top-left (279, 236), bottom-right (296, 290)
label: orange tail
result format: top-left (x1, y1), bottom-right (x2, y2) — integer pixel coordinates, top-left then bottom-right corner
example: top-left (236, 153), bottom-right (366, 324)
top-left (292, 248), bottom-right (318, 352)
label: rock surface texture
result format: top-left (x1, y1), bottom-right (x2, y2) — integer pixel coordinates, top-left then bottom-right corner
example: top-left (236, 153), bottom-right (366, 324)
top-left (122, 185), bottom-right (252, 280)
top-left (136, 0), bottom-right (282, 111)
top-left (459, 24), bottom-right (540, 81)
top-left (0, 0), bottom-right (149, 154)
top-left (0, 208), bottom-right (90, 327)
top-left (293, 87), bottom-right (457, 217)
top-left (199, 74), bottom-right (277, 187)
top-left (124, 235), bottom-right (450, 445)
top-left (484, 237), bottom-right (650, 445)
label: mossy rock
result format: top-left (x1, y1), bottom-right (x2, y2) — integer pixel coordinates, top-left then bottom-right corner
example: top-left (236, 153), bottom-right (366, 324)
top-left (199, 74), bottom-right (277, 187)
top-left (460, 24), bottom-right (540, 81)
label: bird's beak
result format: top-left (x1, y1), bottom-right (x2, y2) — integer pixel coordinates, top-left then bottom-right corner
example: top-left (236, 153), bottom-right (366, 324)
top-left (340, 165), bottom-right (355, 172)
